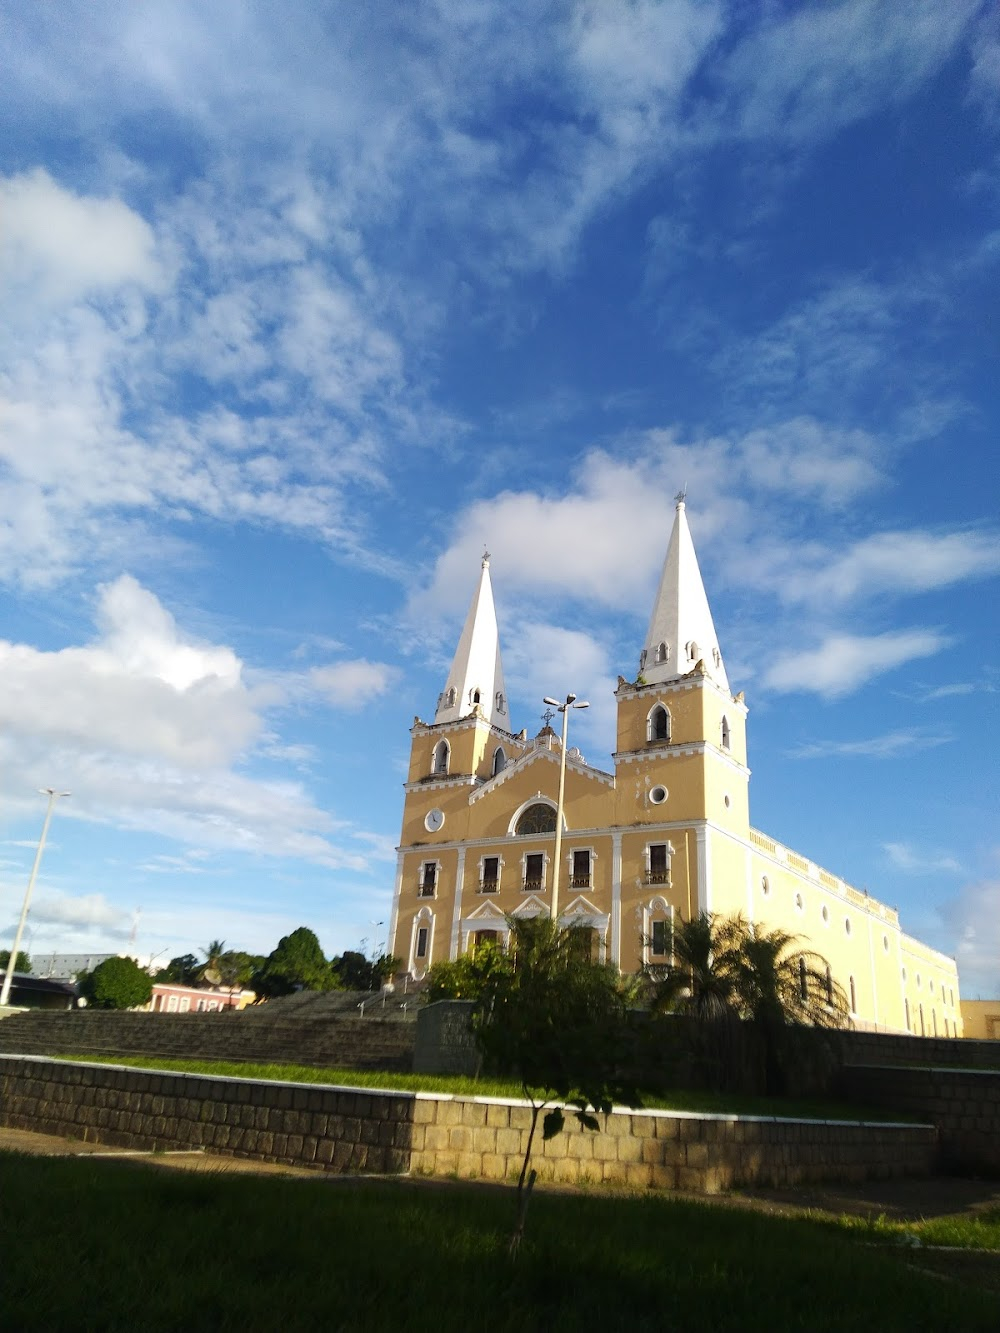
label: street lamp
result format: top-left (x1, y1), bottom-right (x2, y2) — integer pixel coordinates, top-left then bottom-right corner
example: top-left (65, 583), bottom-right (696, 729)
top-left (542, 694), bottom-right (589, 925)
top-left (0, 788), bottom-right (71, 1008)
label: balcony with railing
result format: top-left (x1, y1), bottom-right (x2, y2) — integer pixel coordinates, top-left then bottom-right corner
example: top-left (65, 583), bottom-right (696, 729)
top-left (479, 878), bottom-right (499, 894)
top-left (522, 877), bottom-right (544, 893)
top-left (644, 869), bottom-right (671, 886)
top-left (569, 873), bottom-right (592, 889)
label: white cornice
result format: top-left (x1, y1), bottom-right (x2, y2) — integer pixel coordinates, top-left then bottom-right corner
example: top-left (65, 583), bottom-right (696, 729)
top-left (613, 741), bottom-right (750, 777)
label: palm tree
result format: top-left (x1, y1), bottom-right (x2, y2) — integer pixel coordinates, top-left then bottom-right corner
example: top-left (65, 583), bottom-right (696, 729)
top-left (201, 939), bottom-right (226, 986)
top-left (646, 912), bottom-right (849, 1095)
top-left (733, 922), bottom-right (849, 1095)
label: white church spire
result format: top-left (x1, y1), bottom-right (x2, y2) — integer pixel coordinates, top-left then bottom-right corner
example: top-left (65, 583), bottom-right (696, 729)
top-left (640, 493), bottom-right (729, 692)
top-left (434, 551), bottom-right (510, 728)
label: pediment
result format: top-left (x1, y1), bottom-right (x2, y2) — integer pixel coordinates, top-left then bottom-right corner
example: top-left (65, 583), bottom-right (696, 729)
top-left (470, 744), bottom-right (614, 806)
top-left (465, 900), bottom-right (507, 922)
top-left (509, 894), bottom-right (548, 918)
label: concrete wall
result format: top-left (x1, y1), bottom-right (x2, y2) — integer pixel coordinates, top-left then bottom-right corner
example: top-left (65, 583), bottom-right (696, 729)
top-left (0, 1055), bottom-right (936, 1192)
top-left (840, 1064), bottom-right (1000, 1176)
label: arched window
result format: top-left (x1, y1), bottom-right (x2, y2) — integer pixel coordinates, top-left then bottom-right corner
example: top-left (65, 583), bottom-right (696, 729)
top-left (515, 803), bottom-right (558, 836)
top-left (655, 641), bottom-right (668, 664)
top-left (905, 998), bottom-right (911, 1032)
top-left (431, 739), bottom-right (450, 776)
top-left (647, 705), bottom-right (670, 743)
top-left (471, 688), bottom-right (481, 705)
top-left (720, 715), bottom-right (730, 750)
top-left (492, 746), bottom-right (506, 777)
top-left (849, 976), bottom-right (857, 1013)
top-left (446, 687), bottom-right (456, 707)
top-left (919, 1003), bottom-right (925, 1036)
top-left (686, 640), bottom-right (699, 662)
top-left (825, 965), bottom-right (833, 1006)
top-left (798, 957), bottom-right (808, 1002)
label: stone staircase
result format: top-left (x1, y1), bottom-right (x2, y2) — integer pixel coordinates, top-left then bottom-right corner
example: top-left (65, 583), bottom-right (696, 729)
top-left (0, 991), bottom-right (418, 1073)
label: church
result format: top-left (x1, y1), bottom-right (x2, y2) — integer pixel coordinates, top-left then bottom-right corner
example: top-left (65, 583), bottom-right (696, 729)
top-left (388, 496), bottom-right (961, 1037)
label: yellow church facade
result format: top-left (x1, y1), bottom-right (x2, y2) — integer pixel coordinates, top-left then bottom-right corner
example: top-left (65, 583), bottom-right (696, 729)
top-left (388, 498), bottom-right (962, 1037)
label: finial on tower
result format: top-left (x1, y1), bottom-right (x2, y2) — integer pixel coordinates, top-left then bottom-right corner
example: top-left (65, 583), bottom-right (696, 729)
top-left (674, 485), bottom-right (687, 508)
top-left (482, 546), bottom-right (491, 568)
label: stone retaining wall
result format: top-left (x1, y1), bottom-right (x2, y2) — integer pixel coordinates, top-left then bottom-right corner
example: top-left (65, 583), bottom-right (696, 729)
top-left (0, 1056), bottom-right (936, 1192)
top-left (0, 1008), bottom-right (415, 1072)
top-left (840, 1064), bottom-right (1000, 1176)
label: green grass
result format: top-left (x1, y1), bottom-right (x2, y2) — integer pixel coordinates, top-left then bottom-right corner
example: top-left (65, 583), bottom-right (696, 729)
top-left (51, 1053), bottom-right (914, 1122)
top-left (1, 1153), bottom-right (996, 1332)
top-left (835, 1207), bottom-right (1000, 1252)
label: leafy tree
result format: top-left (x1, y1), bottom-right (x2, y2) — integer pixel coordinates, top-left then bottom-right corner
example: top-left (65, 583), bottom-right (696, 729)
top-left (426, 939), bottom-right (512, 1002)
top-left (0, 950), bottom-right (31, 974)
top-left (473, 915), bottom-right (639, 1254)
top-left (80, 956), bottom-right (153, 1010)
top-left (156, 954), bottom-right (201, 985)
top-left (332, 949), bottom-right (401, 991)
top-left (254, 927), bottom-right (334, 998)
top-left (216, 950), bottom-right (257, 998)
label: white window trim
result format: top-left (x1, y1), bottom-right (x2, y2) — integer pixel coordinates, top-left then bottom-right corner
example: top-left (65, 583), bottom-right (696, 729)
top-left (410, 907), bottom-right (435, 977)
top-left (520, 849), bottom-right (548, 892)
top-left (567, 845), bottom-right (597, 889)
top-left (642, 899), bottom-right (673, 968)
top-left (419, 859), bottom-right (440, 898)
top-left (643, 839), bottom-right (674, 887)
top-left (645, 701), bottom-right (672, 743)
top-left (431, 739), bottom-right (450, 776)
top-left (478, 852), bottom-right (504, 893)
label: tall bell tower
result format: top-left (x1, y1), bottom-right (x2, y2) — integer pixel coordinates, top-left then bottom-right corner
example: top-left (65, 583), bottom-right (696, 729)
top-left (613, 494), bottom-right (750, 912)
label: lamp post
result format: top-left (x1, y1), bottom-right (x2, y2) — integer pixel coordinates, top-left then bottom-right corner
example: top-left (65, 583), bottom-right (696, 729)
top-left (542, 694), bottom-right (589, 926)
top-left (0, 788), bottom-right (70, 1008)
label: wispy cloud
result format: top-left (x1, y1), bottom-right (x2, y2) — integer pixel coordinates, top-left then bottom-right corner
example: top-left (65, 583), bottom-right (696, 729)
top-left (765, 631), bottom-right (950, 698)
top-left (883, 842), bottom-right (962, 874)
top-left (789, 728), bottom-right (952, 759)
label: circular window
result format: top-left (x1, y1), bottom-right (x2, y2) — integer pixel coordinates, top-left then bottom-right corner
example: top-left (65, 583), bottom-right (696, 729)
top-left (761, 876), bottom-right (769, 896)
top-left (724, 794), bottom-right (731, 809)
top-left (821, 905), bottom-right (829, 924)
top-left (845, 918), bottom-right (852, 936)
top-left (649, 785), bottom-right (668, 805)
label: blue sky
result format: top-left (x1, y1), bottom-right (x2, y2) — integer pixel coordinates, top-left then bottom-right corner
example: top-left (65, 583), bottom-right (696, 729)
top-left (0, 1), bottom-right (997, 993)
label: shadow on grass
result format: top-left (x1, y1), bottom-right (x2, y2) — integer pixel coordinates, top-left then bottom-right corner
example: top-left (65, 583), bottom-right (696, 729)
top-left (2, 1153), bottom-right (998, 1332)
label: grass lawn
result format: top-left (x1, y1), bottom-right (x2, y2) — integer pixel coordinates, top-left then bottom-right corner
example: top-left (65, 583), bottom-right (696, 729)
top-left (1, 1153), bottom-right (996, 1332)
top-left (52, 1053), bottom-right (916, 1122)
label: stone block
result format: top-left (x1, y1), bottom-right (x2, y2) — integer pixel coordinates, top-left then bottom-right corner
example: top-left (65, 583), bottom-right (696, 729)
top-left (592, 1136), bottom-right (617, 1162)
top-left (436, 1101), bottom-right (464, 1127)
top-left (481, 1153), bottom-right (508, 1181)
top-left (553, 1157), bottom-right (580, 1185)
top-left (449, 1126), bottom-right (473, 1152)
top-left (462, 1102), bottom-right (487, 1127)
top-left (455, 1152), bottom-right (482, 1178)
top-left (472, 1128), bottom-right (497, 1154)
top-left (685, 1142), bottom-right (710, 1168)
top-left (567, 1134), bottom-right (594, 1159)
top-left (602, 1162), bottom-right (628, 1185)
top-left (630, 1115), bottom-right (655, 1138)
top-left (496, 1128), bottom-right (523, 1155)
top-left (649, 1163), bottom-right (678, 1190)
top-left (616, 1135), bottom-right (644, 1164)
top-left (486, 1104), bottom-right (510, 1129)
top-left (412, 1099), bottom-right (436, 1124)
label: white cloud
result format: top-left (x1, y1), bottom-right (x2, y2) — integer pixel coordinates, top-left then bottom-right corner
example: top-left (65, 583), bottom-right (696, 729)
top-left (790, 728), bottom-right (953, 759)
top-left (883, 842), bottom-right (962, 875)
top-left (0, 575), bottom-right (256, 769)
top-left (309, 660), bottom-right (398, 708)
top-left (767, 630), bottom-right (949, 698)
top-left (0, 168), bottom-right (162, 304)
top-left (0, 576), bottom-right (380, 869)
top-left (28, 892), bottom-right (131, 933)
top-left (803, 531), bottom-right (1000, 604)
top-left (951, 879), bottom-right (1000, 997)
top-left (719, 0), bottom-right (980, 145)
